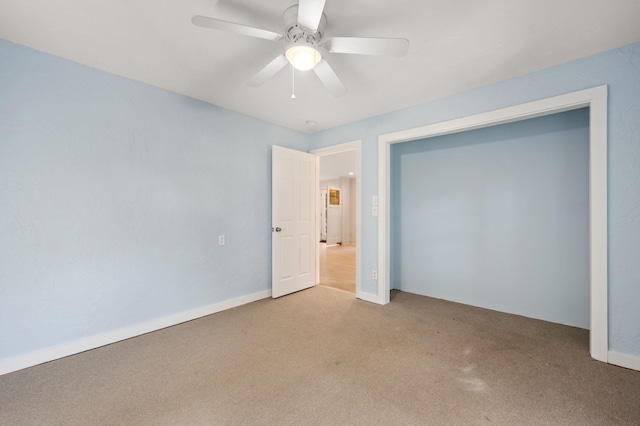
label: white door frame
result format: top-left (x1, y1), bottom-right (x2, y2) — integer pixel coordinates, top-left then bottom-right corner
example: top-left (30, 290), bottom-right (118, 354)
top-left (377, 86), bottom-right (608, 362)
top-left (311, 140), bottom-right (362, 298)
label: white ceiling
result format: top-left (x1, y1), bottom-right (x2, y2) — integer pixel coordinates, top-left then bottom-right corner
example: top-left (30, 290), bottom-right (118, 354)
top-left (1, 0), bottom-right (640, 133)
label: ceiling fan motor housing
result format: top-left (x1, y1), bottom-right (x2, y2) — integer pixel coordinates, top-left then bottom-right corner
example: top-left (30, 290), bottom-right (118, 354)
top-left (283, 5), bottom-right (326, 46)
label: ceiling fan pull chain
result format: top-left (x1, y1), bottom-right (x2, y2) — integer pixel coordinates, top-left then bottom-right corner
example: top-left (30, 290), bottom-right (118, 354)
top-left (291, 66), bottom-right (296, 99)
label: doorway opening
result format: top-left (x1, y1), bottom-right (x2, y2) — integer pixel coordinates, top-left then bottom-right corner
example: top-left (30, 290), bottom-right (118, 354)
top-left (312, 141), bottom-right (362, 296)
top-left (390, 109), bottom-right (590, 329)
top-left (378, 86), bottom-right (608, 362)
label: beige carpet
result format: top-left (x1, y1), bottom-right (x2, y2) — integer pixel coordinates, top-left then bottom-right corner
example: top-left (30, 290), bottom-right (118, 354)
top-left (1, 287), bottom-right (639, 425)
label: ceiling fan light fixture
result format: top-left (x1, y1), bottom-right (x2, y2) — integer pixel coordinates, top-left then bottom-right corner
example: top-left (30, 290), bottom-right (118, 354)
top-left (285, 42), bottom-right (322, 71)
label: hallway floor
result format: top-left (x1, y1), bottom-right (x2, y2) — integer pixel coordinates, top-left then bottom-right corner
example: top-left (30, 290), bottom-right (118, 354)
top-left (319, 243), bottom-right (356, 294)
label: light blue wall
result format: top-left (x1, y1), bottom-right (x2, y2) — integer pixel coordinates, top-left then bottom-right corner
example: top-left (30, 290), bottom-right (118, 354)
top-left (391, 109), bottom-right (590, 328)
top-left (0, 39), bottom-right (309, 360)
top-left (309, 41), bottom-right (640, 358)
top-left (2, 37), bottom-right (640, 363)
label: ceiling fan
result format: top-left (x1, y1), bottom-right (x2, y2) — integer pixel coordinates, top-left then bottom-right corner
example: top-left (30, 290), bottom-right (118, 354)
top-left (192, 0), bottom-right (409, 97)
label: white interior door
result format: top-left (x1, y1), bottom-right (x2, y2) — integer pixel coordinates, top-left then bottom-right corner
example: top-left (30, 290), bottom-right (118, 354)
top-left (272, 145), bottom-right (317, 298)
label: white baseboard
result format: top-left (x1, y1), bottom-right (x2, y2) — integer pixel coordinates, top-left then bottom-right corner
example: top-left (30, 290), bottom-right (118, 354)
top-left (608, 351), bottom-right (640, 371)
top-left (357, 291), bottom-right (382, 304)
top-left (5, 290), bottom-right (637, 376)
top-left (0, 289), bottom-right (271, 376)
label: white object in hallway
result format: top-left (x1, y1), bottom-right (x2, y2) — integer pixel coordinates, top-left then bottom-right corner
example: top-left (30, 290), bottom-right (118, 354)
top-left (326, 187), bottom-right (342, 245)
top-left (320, 188), bottom-right (328, 241)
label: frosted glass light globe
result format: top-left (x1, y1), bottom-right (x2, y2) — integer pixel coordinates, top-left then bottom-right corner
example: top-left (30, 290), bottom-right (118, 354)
top-left (285, 43), bottom-right (322, 71)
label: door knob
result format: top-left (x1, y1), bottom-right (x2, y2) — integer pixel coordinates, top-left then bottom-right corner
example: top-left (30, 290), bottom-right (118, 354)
top-left (273, 227), bottom-right (282, 232)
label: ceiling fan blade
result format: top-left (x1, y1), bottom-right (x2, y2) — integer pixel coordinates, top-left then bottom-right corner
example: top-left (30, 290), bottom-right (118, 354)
top-left (192, 15), bottom-right (283, 41)
top-left (313, 59), bottom-right (347, 97)
top-left (327, 37), bottom-right (409, 56)
top-left (297, 0), bottom-right (326, 32)
top-left (247, 54), bottom-right (289, 87)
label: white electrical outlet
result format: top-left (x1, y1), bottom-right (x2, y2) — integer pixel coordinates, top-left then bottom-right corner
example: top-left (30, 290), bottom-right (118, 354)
top-left (372, 206), bottom-right (378, 216)
top-left (218, 235), bottom-right (225, 246)
top-left (372, 195), bottom-right (378, 206)
top-left (372, 270), bottom-right (378, 280)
